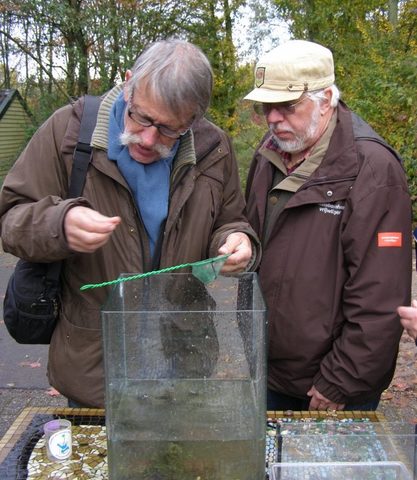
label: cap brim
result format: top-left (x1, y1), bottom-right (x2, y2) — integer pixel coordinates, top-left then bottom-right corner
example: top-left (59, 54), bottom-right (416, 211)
top-left (244, 88), bottom-right (303, 103)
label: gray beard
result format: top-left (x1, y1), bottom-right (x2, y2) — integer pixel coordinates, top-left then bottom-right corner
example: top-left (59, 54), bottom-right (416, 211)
top-left (270, 103), bottom-right (321, 153)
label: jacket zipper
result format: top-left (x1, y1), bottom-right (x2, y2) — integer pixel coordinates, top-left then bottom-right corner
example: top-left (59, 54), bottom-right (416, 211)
top-left (298, 174), bottom-right (357, 191)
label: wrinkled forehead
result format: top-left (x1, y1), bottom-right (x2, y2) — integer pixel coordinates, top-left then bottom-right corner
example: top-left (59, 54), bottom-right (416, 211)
top-left (130, 82), bottom-right (195, 127)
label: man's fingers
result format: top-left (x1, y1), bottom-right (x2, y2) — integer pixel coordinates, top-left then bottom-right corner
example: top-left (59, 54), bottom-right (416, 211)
top-left (64, 206), bottom-right (121, 252)
top-left (68, 207), bottom-right (121, 233)
top-left (218, 232), bottom-right (252, 273)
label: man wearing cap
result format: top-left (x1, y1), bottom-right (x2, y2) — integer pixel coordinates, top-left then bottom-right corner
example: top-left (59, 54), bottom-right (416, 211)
top-left (244, 39), bottom-right (411, 411)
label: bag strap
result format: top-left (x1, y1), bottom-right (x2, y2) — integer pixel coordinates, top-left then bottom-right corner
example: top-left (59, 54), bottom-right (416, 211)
top-left (68, 95), bottom-right (102, 198)
top-left (44, 96), bottom-right (101, 286)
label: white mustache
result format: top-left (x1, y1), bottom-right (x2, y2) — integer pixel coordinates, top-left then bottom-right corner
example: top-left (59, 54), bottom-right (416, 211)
top-left (119, 131), bottom-right (172, 159)
top-left (269, 124), bottom-right (295, 135)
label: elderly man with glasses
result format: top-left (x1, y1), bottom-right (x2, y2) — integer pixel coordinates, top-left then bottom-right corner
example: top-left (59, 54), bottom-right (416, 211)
top-left (0, 39), bottom-right (260, 408)
top-left (244, 39), bottom-right (411, 412)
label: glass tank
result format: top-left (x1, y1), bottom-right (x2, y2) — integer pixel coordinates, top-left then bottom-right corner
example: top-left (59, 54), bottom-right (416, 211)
top-left (101, 273), bottom-right (267, 480)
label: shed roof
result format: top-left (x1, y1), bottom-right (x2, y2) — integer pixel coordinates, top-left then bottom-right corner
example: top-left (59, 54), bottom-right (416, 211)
top-left (0, 89), bottom-right (33, 122)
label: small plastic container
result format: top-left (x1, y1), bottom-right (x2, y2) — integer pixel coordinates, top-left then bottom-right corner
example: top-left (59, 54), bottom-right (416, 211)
top-left (269, 461), bottom-right (412, 480)
top-left (43, 419), bottom-right (72, 462)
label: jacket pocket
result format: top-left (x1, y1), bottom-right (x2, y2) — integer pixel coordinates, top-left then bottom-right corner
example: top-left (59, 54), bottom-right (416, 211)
top-left (48, 314), bottom-right (104, 403)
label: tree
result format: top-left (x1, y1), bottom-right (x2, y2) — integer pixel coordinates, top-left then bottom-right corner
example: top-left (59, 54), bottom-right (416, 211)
top-left (269, 0), bottom-right (417, 218)
top-left (184, 0), bottom-right (247, 133)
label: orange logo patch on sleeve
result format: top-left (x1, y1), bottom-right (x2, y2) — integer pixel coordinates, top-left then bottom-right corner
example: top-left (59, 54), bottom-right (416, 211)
top-left (377, 232), bottom-right (402, 247)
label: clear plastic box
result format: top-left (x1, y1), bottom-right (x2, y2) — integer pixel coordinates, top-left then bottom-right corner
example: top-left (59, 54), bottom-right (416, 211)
top-left (102, 272), bottom-right (267, 480)
top-left (275, 421), bottom-right (416, 466)
top-left (266, 420), bottom-right (417, 479)
top-left (269, 461), bottom-right (413, 479)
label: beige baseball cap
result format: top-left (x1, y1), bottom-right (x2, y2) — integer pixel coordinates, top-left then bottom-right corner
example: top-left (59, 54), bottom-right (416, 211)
top-left (244, 40), bottom-right (335, 103)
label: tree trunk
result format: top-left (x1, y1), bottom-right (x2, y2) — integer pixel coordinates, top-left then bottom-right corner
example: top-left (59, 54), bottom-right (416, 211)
top-left (388, 0), bottom-right (398, 27)
top-left (0, 12), bottom-right (11, 88)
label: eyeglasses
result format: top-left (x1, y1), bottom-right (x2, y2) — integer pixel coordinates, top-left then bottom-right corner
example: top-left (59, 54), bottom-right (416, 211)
top-left (253, 95), bottom-right (309, 116)
top-left (127, 105), bottom-right (191, 139)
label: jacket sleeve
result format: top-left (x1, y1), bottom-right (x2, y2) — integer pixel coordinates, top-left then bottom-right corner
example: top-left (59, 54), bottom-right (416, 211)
top-left (206, 132), bottom-right (261, 270)
top-left (0, 103), bottom-right (90, 262)
top-left (313, 143), bottom-right (412, 403)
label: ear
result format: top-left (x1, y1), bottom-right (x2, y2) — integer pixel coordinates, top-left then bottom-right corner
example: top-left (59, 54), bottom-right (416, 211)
top-left (320, 87), bottom-right (333, 115)
top-left (123, 70), bottom-right (133, 102)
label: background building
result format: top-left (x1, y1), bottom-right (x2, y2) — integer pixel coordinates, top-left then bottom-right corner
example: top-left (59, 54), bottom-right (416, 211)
top-left (0, 89), bottom-right (33, 183)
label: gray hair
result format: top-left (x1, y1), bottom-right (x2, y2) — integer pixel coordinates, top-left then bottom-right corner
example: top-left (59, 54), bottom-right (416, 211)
top-left (127, 39), bottom-right (213, 120)
top-left (307, 85), bottom-right (340, 108)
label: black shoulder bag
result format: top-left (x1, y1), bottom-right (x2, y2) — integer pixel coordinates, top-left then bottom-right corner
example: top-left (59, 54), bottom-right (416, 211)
top-left (3, 95), bottom-right (101, 344)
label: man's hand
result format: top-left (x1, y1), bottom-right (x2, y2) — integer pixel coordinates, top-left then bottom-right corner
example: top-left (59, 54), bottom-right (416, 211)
top-left (398, 299), bottom-right (417, 341)
top-left (218, 232), bottom-right (252, 273)
top-left (307, 385), bottom-right (345, 411)
top-left (64, 206), bottom-right (121, 253)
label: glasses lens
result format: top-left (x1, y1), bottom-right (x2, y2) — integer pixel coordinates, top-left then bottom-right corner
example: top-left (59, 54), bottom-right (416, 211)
top-left (128, 109), bottom-right (152, 127)
top-left (128, 105), bottom-right (189, 139)
top-left (253, 98), bottom-right (306, 117)
top-left (158, 126), bottom-right (182, 139)
top-left (253, 103), bottom-right (278, 115)
top-left (253, 103), bottom-right (264, 115)
top-left (280, 103), bottom-right (295, 114)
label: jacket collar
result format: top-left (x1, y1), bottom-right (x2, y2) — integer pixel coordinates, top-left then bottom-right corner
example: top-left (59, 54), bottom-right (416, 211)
top-left (309, 101), bottom-right (359, 181)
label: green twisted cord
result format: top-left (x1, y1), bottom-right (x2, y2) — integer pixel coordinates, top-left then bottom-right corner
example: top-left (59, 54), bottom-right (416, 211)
top-left (80, 254), bottom-right (230, 291)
